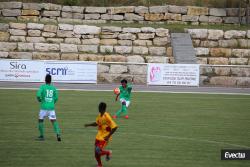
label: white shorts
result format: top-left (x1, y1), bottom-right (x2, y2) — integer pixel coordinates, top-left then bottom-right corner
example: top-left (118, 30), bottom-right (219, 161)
top-left (120, 98), bottom-right (130, 107)
top-left (39, 110), bottom-right (56, 120)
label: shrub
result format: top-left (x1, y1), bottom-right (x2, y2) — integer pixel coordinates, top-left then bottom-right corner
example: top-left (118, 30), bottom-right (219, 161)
top-left (63, 0), bottom-right (80, 6)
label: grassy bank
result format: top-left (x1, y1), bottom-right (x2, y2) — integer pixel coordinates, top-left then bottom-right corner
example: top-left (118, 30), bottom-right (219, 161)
top-left (0, 18), bottom-right (249, 33)
top-left (0, 0), bottom-right (243, 7)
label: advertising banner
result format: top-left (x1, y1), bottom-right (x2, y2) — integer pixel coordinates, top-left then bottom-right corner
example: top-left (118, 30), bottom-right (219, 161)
top-left (0, 60), bottom-right (97, 83)
top-left (45, 61), bottom-right (97, 83)
top-left (147, 63), bottom-right (200, 86)
top-left (0, 59), bottom-right (44, 82)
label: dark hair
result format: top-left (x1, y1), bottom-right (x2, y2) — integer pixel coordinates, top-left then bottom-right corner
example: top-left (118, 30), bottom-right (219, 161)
top-left (45, 74), bottom-right (52, 84)
top-left (121, 79), bottom-right (127, 84)
top-left (98, 102), bottom-right (106, 113)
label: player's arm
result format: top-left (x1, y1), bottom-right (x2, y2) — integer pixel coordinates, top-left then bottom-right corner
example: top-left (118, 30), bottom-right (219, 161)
top-left (54, 88), bottom-right (58, 104)
top-left (84, 122), bottom-right (98, 127)
top-left (104, 126), bottom-right (118, 141)
top-left (127, 84), bottom-right (132, 93)
top-left (36, 86), bottom-right (42, 102)
top-left (115, 93), bottom-right (120, 101)
top-left (104, 114), bottom-right (118, 141)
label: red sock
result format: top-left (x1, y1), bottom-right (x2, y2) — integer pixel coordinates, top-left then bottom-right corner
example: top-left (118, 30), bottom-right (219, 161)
top-left (95, 153), bottom-right (102, 166)
top-left (101, 150), bottom-right (110, 156)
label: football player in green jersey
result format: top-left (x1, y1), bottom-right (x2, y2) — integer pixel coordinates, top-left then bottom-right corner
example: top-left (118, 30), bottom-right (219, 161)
top-left (113, 79), bottom-right (132, 119)
top-left (36, 74), bottom-right (61, 141)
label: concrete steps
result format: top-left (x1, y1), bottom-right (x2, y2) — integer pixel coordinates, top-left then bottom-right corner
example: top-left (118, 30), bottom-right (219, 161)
top-left (171, 33), bottom-right (197, 64)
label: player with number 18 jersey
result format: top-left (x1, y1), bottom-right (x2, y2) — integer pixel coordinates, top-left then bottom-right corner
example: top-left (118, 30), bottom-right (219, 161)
top-left (36, 74), bottom-right (61, 141)
top-left (37, 84), bottom-right (58, 110)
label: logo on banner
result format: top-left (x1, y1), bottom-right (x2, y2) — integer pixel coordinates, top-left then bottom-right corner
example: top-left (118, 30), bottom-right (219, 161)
top-left (150, 66), bottom-right (162, 82)
top-left (46, 67), bottom-right (68, 76)
top-left (7, 61), bottom-right (30, 78)
top-left (10, 62), bottom-right (27, 69)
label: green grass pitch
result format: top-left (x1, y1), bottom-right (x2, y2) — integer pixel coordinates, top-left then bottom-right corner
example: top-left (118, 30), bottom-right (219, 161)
top-left (0, 89), bottom-right (250, 167)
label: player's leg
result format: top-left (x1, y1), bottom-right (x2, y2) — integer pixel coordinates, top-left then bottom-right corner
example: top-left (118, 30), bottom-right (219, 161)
top-left (105, 150), bottom-right (112, 161)
top-left (114, 99), bottom-right (127, 118)
top-left (50, 119), bottom-right (61, 141)
top-left (51, 119), bottom-right (61, 141)
top-left (123, 101), bottom-right (130, 119)
top-left (100, 141), bottom-right (111, 158)
top-left (101, 142), bottom-right (112, 162)
top-left (37, 110), bottom-right (46, 140)
top-left (113, 108), bottom-right (122, 118)
top-left (49, 110), bottom-right (61, 141)
top-left (95, 140), bottom-right (103, 167)
top-left (113, 99), bottom-right (123, 118)
top-left (95, 140), bottom-right (112, 166)
top-left (38, 119), bottom-right (45, 140)
top-left (120, 99), bottom-right (131, 119)
top-left (121, 101), bottom-right (127, 115)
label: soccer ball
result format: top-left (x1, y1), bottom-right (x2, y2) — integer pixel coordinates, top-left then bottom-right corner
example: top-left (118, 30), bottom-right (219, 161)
top-left (114, 88), bottom-right (120, 95)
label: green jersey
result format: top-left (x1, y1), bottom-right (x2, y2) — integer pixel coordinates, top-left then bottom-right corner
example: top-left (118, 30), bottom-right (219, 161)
top-left (119, 84), bottom-right (132, 101)
top-left (37, 84), bottom-right (58, 110)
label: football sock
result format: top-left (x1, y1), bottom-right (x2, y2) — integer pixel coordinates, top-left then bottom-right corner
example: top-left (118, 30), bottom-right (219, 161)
top-left (121, 104), bottom-right (128, 115)
top-left (95, 153), bottom-right (102, 166)
top-left (38, 122), bottom-right (44, 137)
top-left (53, 121), bottom-right (60, 135)
top-left (115, 109), bottom-right (122, 117)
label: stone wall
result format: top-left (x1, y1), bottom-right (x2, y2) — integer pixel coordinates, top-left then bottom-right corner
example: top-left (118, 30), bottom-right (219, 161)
top-left (0, 22), bottom-right (172, 63)
top-left (200, 65), bottom-right (250, 87)
top-left (98, 63), bottom-right (147, 84)
top-left (188, 29), bottom-right (250, 65)
top-left (0, 2), bottom-right (247, 25)
top-left (2, 21), bottom-right (250, 65)
top-left (98, 62), bottom-right (250, 87)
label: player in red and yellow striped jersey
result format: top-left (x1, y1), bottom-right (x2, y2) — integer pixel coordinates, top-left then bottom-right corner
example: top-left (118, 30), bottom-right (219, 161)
top-left (85, 102), bottom-right (118, 167)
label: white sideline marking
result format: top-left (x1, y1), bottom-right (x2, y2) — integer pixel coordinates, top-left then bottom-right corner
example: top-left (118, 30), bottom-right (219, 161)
top-left (1, 87), bottom-right (250, 96)
top-left (86, 130), bottom-right (250, 149)
top-left (122, 132), bottom-right (250, 149)
top-left (133, 90), bottom-right (250, 96)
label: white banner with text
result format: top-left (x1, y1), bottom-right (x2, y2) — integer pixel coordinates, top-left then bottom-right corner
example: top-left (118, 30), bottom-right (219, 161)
top-left (45, 61), bottom-right (97, 83)
top-left (0, 60), bottom-right (44, 82)
top-left (147, 64), bottom-right (200, 86)
top-left (0, 60), bottom-right (97, 83)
